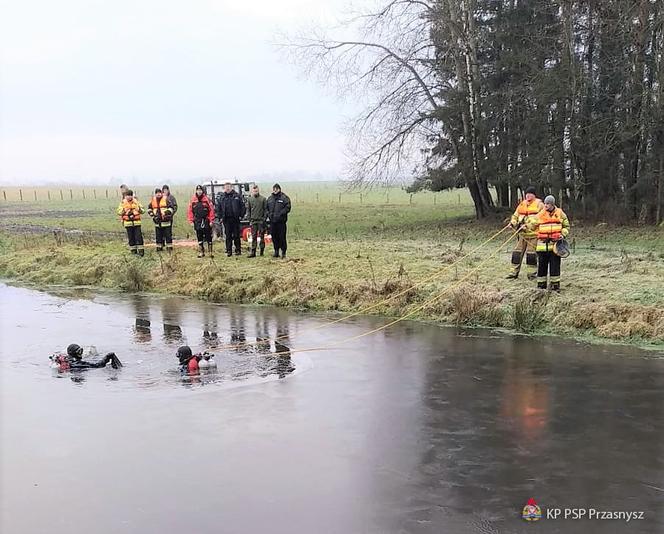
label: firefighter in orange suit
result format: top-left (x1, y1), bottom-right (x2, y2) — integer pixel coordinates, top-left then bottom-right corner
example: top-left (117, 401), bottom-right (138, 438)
top-left (507, 186), bottom-right (544, 280)
top-left (117, 189), bottom-right (145, 256)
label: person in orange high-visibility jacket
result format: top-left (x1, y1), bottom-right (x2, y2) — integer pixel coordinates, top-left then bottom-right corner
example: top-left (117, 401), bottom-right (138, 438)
top-left (528, 195), bottom-right (570, 292)
top-left (116, 189), bottom-right (145, 256)
top-left (147, 188), bottom-right (174, 252)
top-left (507, 186), bottom-right (544, 280)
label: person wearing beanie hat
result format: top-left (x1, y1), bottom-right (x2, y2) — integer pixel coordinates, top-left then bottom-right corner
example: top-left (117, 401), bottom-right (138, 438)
top-left (187, 185), bottom-right (216, 258)
top-left (147, 188), bottom-right (174, 252)
top-left (116, 189), bottom-right (145, 256)
top-left (507, 185), bottom-right (543, 280)
top-left (527, 195), bottom-right (570, 291)
top-left (267, 183), bottom-right (291, 258)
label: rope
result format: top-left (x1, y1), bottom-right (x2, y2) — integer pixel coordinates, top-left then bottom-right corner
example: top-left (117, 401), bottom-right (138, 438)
top-left (271, 229), bottom-right (519, 356)
top-left (213, 224), bottom-right (513, 352)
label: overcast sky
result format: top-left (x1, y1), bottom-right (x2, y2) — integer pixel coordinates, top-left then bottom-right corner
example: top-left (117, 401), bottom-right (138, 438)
top-left (0, 0), bottom-right (353, 184)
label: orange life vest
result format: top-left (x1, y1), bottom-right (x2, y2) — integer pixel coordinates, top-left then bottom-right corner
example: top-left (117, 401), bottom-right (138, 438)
top-left (149, 196), bottom-right (172, 225)
top-left (516, 198), bottom-right (542, 217)
top-left (120, 199), bottom-right (142, 226)
top-left (536, 208), bottom-right (564, 241)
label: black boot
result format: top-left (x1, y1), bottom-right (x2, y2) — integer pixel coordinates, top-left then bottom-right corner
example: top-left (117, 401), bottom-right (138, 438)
top-left (131, 249), bottom-right (137, 255)
top-left (198, 245), bottom-right (205, 258)
top-left (550, 282), bottom-right (560, 292)
top-left (537, 282), bottom-right (547, 290)
top-left (248, 250), bottom-right (256, 258)
top-left (138, 249), bottom-right (145, 257)
top-left (208, 243), bottom-right (214, 258)
top-left (259, 247), bottom-right (264, 256)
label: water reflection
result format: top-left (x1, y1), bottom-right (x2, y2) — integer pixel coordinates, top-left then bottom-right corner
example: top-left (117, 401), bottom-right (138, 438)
top-left (202, 306), bottom-right (219, 347)
top-left (161, 297), bottom-right (183, 343)
top-left (499, 354), bottom-right (551, 443)
top-left (131, 294), bottom-right (152, 342)
top-left (229, 309), bottom-right (246, 348)
top-left (271, 318), bottom-right (295, 379)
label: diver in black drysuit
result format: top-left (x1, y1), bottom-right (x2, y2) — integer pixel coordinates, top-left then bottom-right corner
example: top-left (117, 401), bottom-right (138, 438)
top-left (59, 343), bottom-right (123, 370)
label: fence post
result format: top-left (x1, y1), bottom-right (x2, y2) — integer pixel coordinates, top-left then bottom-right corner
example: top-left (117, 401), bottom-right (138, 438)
top-left (93, 189), bottom-right (97, 199)
top-left (434, 195), bottom-right (437, 205)
top-left (82, 189), bottom-right (86, 199)
top-left (70, 189), bottom-right (73, 199)
top-left (338, 193), bottom-right (342, 203)
top-left (105, 189), bottom-right (108, 199)
top-left (34, 190), bottom-right (37, 201)
top-left (2, 191), bottom-right (5, 201)
top-left (386, 193), bottom-right (389, 204)
top-left (458, 194), bottom-right (460, 205)
top-left (316, 193), bottom-right (319, 203)
top-left (48, 191), bottom-right (51, 201)
top-left (360, 193), bottom-right (363, 204)
top-left (19, 189), bottom-right (23, 201)
top-left (409, 193), bottom-right (413, 205)
top-left (60, 190), bottom-right (64, 200)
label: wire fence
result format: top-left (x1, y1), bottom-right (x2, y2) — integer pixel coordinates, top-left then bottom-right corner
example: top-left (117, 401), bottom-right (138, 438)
top-left (0, 185), bottom-right (472, 207)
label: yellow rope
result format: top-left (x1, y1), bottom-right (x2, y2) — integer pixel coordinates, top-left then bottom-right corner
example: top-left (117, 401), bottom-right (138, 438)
top-left (214, 224), bottom-right (513, 351)
top-left (272, 229), bottom-right (519, 356)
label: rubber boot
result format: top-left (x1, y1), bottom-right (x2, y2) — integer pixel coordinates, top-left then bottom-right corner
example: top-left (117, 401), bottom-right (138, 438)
top-left (259, 246), bottom-right (264, 257)
top-left (138, 249), bottom-right (145, 257)
top-left (208, 243), bottom-right (214, 259)
top-left (537, 282), bottom-right (547, 290)
top-left (248, 250), bottom-right (256, 258)
top-left (550, 282), bottom-right (560, 292)
top-left (197, 244), bottom-right (205, 258)
top-left (131, 249), bottom-right (138, 255)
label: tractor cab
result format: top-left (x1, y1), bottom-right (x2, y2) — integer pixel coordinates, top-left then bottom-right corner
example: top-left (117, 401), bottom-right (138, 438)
top-left (202, 179), bottom-right (255, 204)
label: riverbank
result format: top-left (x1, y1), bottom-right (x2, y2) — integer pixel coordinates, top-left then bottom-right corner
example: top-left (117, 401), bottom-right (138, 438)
top-left (1, 220), bottom-right (663, 349)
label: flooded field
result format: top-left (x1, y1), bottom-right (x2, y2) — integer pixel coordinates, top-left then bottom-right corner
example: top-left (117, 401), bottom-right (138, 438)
top-left (0, 283), bottom-right (662, 533)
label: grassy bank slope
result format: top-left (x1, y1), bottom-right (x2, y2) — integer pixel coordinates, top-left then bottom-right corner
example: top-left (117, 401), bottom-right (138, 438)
top-left (1, 186), bottom-right (663, 348)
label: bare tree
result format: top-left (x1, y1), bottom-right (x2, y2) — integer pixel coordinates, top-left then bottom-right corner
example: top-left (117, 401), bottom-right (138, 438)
top-left (283, 1), bottom-right (439, 185)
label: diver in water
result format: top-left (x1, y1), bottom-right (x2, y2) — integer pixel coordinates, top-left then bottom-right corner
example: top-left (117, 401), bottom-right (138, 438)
top-left (51, 344), bottom-right (123, 371)
top-left (177, 346), bottom-right (216, 374)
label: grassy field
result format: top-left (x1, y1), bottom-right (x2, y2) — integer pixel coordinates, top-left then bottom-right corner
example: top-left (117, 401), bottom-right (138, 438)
top-left (1, 183), bottom-right (663, 349)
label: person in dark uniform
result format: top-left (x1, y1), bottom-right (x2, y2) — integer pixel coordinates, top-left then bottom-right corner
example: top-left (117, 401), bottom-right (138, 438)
top-left (216, 182), bottom-right (246, 257)
top-left (266, 183), bottom-right (291, 258)
top-left (246, 184), bottom-right (268, 257)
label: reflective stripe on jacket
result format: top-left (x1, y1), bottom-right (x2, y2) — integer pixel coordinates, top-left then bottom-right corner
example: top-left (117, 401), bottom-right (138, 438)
top-left (532, 208), bottom-right (570, 252)
top-left (148, 196), bottom-right (173, 227)
top-left (511, 198), bottom-right (543, 238)
top-left (117, 199), bottom-right (144, 227)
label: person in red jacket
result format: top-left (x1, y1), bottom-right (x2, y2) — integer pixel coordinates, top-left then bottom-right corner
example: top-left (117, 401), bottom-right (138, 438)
top-left (187, 185), bottom-right (216, 258)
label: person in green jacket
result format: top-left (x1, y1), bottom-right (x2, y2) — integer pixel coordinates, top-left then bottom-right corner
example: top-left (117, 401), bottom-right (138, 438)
top-left (246, 184), bottom-right (268, 257)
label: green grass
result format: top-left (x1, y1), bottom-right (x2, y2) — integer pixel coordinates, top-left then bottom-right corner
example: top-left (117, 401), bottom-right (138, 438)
top-left (1, 183), bottom-right (663, 348)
